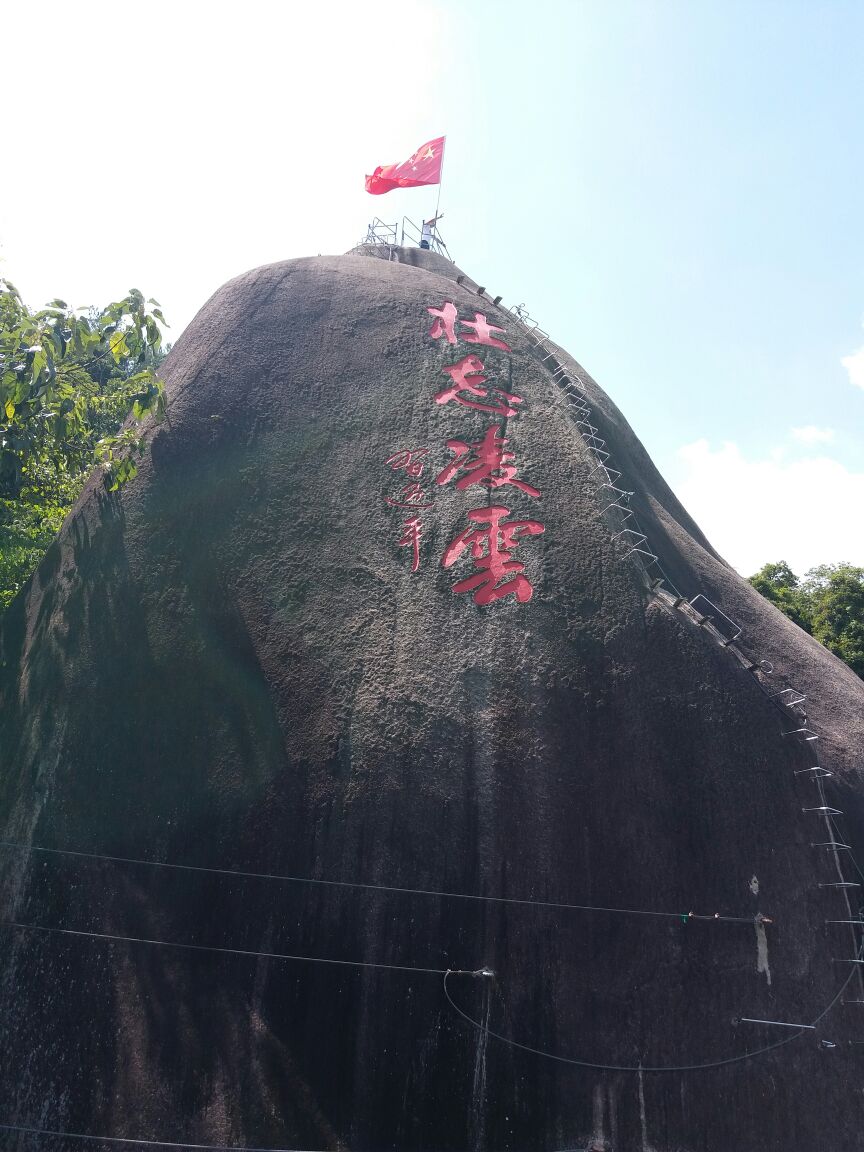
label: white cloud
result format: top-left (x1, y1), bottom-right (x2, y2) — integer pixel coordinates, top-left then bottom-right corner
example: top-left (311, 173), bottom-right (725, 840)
top-left (841, 346), bottom-right (864, 391)
top-left (673, 439), bottom-right (864, 576)
top-left (790, 425), bottom-right (835, 444)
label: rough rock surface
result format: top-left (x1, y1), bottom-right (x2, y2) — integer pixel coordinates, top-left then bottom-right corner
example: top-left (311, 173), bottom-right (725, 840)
top-left (1, 246), bottom-right (863, 1152)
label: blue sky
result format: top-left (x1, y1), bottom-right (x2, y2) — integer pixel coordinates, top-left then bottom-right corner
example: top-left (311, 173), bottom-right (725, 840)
top-left (2, 0), bottom-right (861, 574)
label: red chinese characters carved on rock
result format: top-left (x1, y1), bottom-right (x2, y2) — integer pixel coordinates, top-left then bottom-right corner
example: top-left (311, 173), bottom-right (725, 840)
top-left (434, 355), bottom-right (524, 417)
top-left (384, 448), bottom-right (429, 479)
top-left (436, 424), bottom-right (541, 499)
top-left (427, 302), bottom-right (511, 352)
top-left (385, 482), bottom-right (432, 510)
top-left (442, 505), bottom-right (545, 605)
top-left (385, 447), bottom-right (432, 508)
top-left (384, 448), bottom-right (431, 572)
top-left (398, 516), bottom-right (424, 573)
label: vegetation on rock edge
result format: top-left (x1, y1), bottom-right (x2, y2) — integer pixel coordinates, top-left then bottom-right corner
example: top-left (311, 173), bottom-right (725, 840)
top-left (0, 279), bottom-right (167, 612)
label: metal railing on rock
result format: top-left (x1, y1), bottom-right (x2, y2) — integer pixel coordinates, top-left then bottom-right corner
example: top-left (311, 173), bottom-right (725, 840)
top-left (357, 217), bottom-right (453, 260)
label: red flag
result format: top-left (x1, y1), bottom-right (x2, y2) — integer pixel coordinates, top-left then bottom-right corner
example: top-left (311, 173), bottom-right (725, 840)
top-left (365, 136), bottom-right (445, 195)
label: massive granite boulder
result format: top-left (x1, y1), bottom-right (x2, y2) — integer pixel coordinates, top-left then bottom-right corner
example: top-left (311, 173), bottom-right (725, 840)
top-left (1, 245), bottom-right (863, 1152)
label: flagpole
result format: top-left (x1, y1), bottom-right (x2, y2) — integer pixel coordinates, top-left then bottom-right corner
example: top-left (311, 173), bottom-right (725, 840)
top-left (433, 137), bottom-right (446, 220)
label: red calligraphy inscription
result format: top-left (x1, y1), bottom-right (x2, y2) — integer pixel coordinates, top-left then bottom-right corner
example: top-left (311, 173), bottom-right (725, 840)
top-left (399, 516), bottom-right (423, 573)
top-left (385, 448), bottom-right (429, 478)
top-left (436, 424), bottom-right (540, 498)
top-left (427, 302), bottom-right (511, 352)
top-left (442, 505), bottom-right (545, 606)
top-left (434, 354), bottom-right (524, 417)
top-left (384, 447), bottom-right (431, 572)
top-left (386, 482), bottom-right (432, 510)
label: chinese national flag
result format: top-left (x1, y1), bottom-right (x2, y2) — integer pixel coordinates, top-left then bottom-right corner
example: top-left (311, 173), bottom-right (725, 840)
top-left (364, 136), bottom-right (445, 195)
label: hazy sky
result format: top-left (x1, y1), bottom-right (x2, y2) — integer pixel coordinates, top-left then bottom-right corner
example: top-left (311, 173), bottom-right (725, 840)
top-left (2, 0), bottom-right (862, 575)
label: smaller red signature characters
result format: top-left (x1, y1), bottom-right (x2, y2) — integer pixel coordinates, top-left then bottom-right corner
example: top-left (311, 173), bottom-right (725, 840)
top-left (384, 448), bottom-right (429, 479)
top-left (386, 482), bottom-right (432, 510)
top-left (384, 447), bottom-right (431, 572)
top-left (434, 355), bottom-right (524, 417)
top-left (398, 515), bottom-right (424, 574)
top-left (442, 505), bottom-right (545, 605)
top-left (427, 302), bottom-right (511, 352)
top-left (436, 424), bottom-right (541, 499)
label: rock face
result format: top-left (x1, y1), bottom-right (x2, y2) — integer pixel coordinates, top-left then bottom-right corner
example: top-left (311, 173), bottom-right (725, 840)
top-left (1, 246), bottom-right (864, 1152)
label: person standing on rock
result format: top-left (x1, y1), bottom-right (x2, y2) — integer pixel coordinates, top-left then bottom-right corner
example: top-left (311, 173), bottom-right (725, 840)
top-left (420, 213), bottom-right (443, 249)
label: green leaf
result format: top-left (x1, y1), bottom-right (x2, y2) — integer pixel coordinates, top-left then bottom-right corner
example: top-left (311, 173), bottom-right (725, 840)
top-left (108, 330), bottom-right (130, 363)
top-left (144, 316), bottom-right (162, 350)
top-left (31, 348), bottom-right (47, 388)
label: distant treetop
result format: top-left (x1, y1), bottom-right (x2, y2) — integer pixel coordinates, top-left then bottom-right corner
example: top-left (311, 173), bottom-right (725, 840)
top-left (749, 560), bottom-right (864, 678)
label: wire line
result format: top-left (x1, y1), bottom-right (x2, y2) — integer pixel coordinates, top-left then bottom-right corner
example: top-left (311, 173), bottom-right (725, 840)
top-left (0, 1122), bottom-right (318, 1152)
top-left (0, 842), bottom-right (758, 925)
top-left (1, 920), bottom-right (484, 979)
top-left (442, 938), bottom-right (862, 1074)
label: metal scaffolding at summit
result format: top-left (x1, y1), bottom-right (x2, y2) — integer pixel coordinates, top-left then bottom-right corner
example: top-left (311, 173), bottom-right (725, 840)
top-left (359, 216), bottom-right (453, 260)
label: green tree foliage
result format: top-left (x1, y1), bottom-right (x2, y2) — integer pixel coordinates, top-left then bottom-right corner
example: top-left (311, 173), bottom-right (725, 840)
top-left (804, 564), bottom-right (864, 679)
top-left (0, 279), bottom-right (167, 612)
top-left (748, 560), bottom-right (813, 632)
top-left (749, 560), bottom-right (864, 679)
